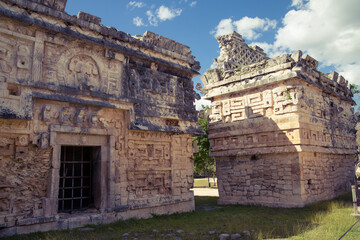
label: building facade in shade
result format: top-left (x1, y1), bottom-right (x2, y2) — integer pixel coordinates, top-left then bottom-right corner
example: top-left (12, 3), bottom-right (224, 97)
top-left (0, 0), bottom-right (202, 236)
top-left (201, 31), bottom-right (357, 208)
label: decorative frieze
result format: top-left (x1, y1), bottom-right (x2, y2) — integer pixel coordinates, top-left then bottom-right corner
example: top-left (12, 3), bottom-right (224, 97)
top-left (202, 31), bottom-right (356, 208)
top-left (0, 0), bottom-right (200, 236)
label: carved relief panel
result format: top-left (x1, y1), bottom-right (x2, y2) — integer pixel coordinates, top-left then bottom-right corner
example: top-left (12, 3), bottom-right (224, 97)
top-left (128, 140), bottom-right (170, 168)
top-left (128, 68), bottom-right (176, 103)
top-left (33, 100), bottom-right (126, 149)
top-left (272, 86), bottom-right (298, 115)
top-left (35, 102), bottom-right (103, 128)
top-left (127, 131), bottom-right (172, 200)
top-left (42, 43), bottom-right (125, 95)
top-left (210, 89), bottom-right (275, 123)
top-left (0, 30), bottom-right (34, 83)
top-left (127, 170), bottom-right (171, 198)
top-left (64, 54), bottom-right (100, 91)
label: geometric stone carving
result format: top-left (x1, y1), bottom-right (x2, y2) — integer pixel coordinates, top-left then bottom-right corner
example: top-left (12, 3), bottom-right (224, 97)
top-left (202, 31), bottom-right (356, 208)
top-left (214, 31), bottom-right (267, 71)
top-left (0, 0), bottom-right (200, 236)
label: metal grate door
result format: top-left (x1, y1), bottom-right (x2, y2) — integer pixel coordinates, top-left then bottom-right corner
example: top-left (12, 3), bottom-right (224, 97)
top-left (58, 146), bottom-right (95, 212)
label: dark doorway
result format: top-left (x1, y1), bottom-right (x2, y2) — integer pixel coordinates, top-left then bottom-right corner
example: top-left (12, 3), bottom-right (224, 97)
top-left (58, 146), bottom-right (100, 212)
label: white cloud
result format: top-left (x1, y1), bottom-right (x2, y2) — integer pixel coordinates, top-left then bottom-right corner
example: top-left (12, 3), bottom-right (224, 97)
top-left (272, 0), bottom-right (360, 84)
top-left (213, 0), bottom-right (360, 85)
top-left (214, 18), bottom-right (234, 36)
top-left (194, 97), bottom-right (211, 111)
top-left (291, 0), bottom-right (305, 8)
top-left (127, 1), bottom-right (145, 9)
top-left (249, 41), bottom-right (285, 58)
top-left (157, 5), bottom-right (182, 21)
top-left (338, 64), bottom-right (360, 85)
top-left (146, 10), bottom-right (158, 26)
top-left (214, 17), bottom-right (277, 40)
top-left (143, 6), bottom-right (182, 27)
top-left (133, 16), bottom-right (145, 27)
top-left (233, 17), bottom-right (277, 40)
top-left (190, 1), bottom-right (197, 7)
top-left (210, 62), bottom-right (217, 69)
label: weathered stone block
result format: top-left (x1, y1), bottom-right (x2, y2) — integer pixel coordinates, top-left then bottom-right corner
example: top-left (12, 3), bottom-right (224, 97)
top-left (29, 0), bottom-right (67, 11)
top-left (0, 0), bottom-right (200, 236)
top-left (203, 32), bottom-right (356, 208)
top-left (77, 11), bottom-right (101, 24)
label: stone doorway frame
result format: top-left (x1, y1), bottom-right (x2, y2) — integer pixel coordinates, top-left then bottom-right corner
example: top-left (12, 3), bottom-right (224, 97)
top-left (45, 125), bottom-right (116, 216)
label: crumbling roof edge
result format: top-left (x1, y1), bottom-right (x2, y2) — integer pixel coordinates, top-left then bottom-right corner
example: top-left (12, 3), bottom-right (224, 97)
top-left (203, 73), bottom-right (355, 105)
top-left (0, 0), bottom-right (200, 74)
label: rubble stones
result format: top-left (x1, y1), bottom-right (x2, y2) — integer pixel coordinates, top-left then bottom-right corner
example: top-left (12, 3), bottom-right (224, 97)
top-left (219, 233), bottom-right (230, 240)
top-left (231, 233), bottom-right (242, 239)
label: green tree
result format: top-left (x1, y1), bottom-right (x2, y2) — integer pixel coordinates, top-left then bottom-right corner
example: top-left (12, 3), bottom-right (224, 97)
top-left (351, 84), bottom-right (360, 114)
top-left (192, 106), bottom-right (216, 182)
top-left (351, 84), bottom-right (360, 178)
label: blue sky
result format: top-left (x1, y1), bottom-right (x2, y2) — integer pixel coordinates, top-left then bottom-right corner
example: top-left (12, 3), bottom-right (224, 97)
top-left (65, 0), bottom-right (360, 107)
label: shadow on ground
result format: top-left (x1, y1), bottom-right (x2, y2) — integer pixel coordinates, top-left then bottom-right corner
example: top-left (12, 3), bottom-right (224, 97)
top-left (1, 194), bottom-right (356, 240)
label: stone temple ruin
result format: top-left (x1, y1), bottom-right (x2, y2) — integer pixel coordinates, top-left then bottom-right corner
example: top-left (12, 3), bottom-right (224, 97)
top-left (201, 32), bottom-right (357, 207)
top-left (0, 0), bottom-right (202, 236)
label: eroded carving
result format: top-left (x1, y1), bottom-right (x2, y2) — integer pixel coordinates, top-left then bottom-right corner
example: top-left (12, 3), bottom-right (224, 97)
top-left (68, 55), bottom-right (100, 91)
top-left (202, 31), bottom-right (356, 208)
top-left (0, 1), bottom-right (200, 235)
top-left (38, 132), bottom-right (49, 149)
top-left (59, 107), bottom-right (70, 123)
top-left (128, 170), bottom-right (171, 198)
top-left (41, 104), bottom-right (51, 121)
top-left (0, 136), bottom-right (14, 157)
top-left (88, 112), bottom-right (98, 126)
top-left (74, 108), bottom-right (86, 124)
top-left (128, 140), bottom-right (170, 168)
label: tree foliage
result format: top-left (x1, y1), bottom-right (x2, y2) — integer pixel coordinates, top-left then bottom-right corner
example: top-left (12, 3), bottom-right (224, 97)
top-left (351, 84), bottom-right (360, 114)
top-left (192, 105), bottom-right (215, 177)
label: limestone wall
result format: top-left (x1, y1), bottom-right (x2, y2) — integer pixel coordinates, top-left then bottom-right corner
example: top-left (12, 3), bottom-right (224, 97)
top-left (216, 153), bottom-right (303, 207)
top-left (201, 32), bottom-right (356, 208)
top-left (299, 152), bottom-right (354, 204)
top-left (0, 0), bottom-right (200, 236)
top-left (0, 132), bottom-right (51, 224)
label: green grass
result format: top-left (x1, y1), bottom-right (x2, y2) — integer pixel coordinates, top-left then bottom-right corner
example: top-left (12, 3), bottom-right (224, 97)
top-left (193, 178), bottom-right (217, 187)
top-left (193, 178), bottom-right (209, 187)
top-left (2, 194), bottom-right (359, 240)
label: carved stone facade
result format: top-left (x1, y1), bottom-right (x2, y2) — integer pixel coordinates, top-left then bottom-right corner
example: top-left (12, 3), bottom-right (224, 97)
top-left (201, 32), bottom-right (356, 208)
top-left (0, 0), bottom-right (200, 236)
top-left (214, 32), bottom-right (267, 72)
